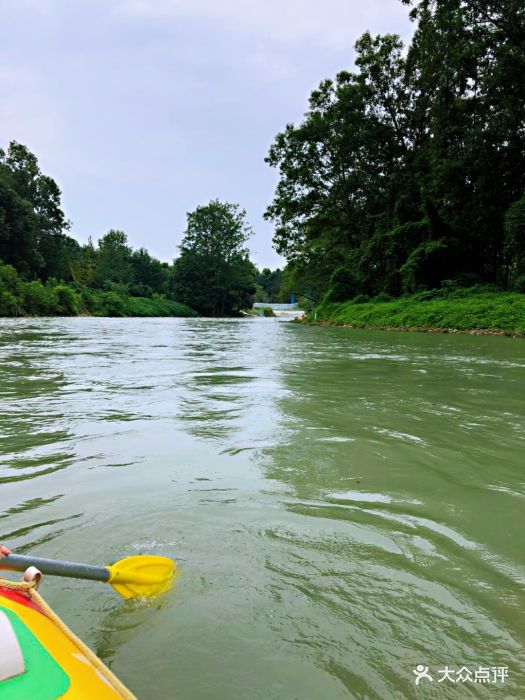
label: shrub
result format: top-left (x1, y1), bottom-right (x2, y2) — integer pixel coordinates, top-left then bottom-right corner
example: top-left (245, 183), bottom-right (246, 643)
top-left (352, 294), bottom-right (370, 304)
top-left (21, 281), bottom-right (54, 314)
top-left (104, 281), bottom-right (130, 296)
top-left (0, 290), bottom-right (21, 316)
top-left (123, 296), bottom-right (198, 317)
top-left (97, 291), bottom-right (126, 316)
top-left (79, 287), bottom-right (97, 312)
top-left (0, 261), bottom-right (23, 316)
top-left (513, 275), bottom-right (525, 294)
top-left (129, 283), bottom-right (154, 298)
top-left (55, 285), bottom-right (79, 315)
top-left (374, 292), bottom-right (393, 302)
top-left (440, 279), bottom-right (459, 292)
top-left (411, 288), bottom-right (442, 302)
top-left (0, 260), bottom-right (21, 294)
top-left (448, 283), bottom-right (501, 298)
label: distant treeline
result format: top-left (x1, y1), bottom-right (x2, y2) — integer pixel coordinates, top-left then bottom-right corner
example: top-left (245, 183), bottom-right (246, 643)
top-left (265, 0), bottom-right (525, 303)
top-left (0, 259), bottom-right (197, 317)
top-left (0, 142), bottom-right (282, 316)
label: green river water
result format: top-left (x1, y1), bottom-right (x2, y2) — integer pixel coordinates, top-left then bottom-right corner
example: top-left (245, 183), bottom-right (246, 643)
top-left (0, 317), bottom-right (524, 699)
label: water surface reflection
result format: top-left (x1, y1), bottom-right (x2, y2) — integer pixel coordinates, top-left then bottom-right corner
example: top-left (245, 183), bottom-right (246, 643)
top-left (1, 318), bottom-right (524, 699)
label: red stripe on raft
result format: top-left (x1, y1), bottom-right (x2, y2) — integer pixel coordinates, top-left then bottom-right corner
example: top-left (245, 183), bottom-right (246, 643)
top-left (0, 586), bottom-right (45, 614)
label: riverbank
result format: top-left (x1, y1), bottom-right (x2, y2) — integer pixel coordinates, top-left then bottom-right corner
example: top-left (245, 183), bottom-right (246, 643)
top-left (115, 295), bottom-right (197, 317)
top-left (0, 280), bottom-right (197, 318)
top-left (0, 259), bottom-right (198, 317)
top-left (308, 289), bottom-right (525, 337)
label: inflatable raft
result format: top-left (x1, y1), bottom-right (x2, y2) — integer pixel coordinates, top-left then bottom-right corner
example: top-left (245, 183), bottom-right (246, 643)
top-left (0, 584), bottom-right (135, 699)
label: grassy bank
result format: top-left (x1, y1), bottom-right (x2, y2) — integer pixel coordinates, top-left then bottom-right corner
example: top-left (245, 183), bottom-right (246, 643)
top-left (0, 261), bottom-right (197, 317)
top-left (309, 288), bottom-right (525, 336)
top-left (120, 295), bottom-right (197, 317)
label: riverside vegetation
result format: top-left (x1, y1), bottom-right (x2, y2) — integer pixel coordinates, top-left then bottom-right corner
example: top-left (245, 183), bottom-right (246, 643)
top-left (265, 0), bottom-right (525, 332)
top-left (0, 259), bottom-right (196, 318)
top-left (311, 286), bottom-right (525, 336)
top-left (0, 143), bottom-right (262, 318)
top-left (2, 1), bottom-right (524, 327)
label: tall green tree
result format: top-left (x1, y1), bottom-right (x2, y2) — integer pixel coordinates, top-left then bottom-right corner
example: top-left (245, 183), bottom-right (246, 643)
top-left (255, 268), bottom-right (283, 302)
top-left (265, 34), bottom-right (416, 295)
top-left (504, 196), bottom-right (525, 289)
top-left (92, 230), bottom-right (133, 288)
top-left (70, 238), bottom-right (97, 287)
top-left (0, 142), bottom-right (69, 278)
top-left (38, 234), bottom-right (82, 281)
top-left (130, 247), bottom-right (170, 296)
top-left (1, 142), bottom-right (68, 237)
top-left (265, 0), bottom-right (525, 297)
top-left (172, 200), bottom-right (256, 315)
top-left (402, 0), bottom-right (525, 281)
top-left (0, 175), bottom-right (40, 277)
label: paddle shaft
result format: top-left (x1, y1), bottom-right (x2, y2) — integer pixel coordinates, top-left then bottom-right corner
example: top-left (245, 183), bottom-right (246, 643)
top-left (0, 553), bottom-right (110, 582)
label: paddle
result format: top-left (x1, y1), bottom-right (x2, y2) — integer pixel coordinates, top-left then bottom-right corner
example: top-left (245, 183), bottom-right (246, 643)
top-left (0, 550), bottom-right (176, 599)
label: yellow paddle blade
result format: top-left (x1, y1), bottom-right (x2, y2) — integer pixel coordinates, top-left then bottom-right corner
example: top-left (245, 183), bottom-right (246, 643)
top-left (106, 555), bottom-right (176, 599)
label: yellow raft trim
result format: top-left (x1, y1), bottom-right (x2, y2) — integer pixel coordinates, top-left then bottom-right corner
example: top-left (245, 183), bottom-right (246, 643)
top-left (0, 577), bottom-right (137, 700)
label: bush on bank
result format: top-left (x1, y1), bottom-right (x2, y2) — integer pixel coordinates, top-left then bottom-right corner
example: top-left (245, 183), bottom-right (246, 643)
top-left (0, 260), bottom-right (197, 318)
top-left (311, 286), bottom-right (525, 335)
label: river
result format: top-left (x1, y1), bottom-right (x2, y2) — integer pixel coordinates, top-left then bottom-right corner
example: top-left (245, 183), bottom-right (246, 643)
top-left (0, 317), bottom-right (524, 699)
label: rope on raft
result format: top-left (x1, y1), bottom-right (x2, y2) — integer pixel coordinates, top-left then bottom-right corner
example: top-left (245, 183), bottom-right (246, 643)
top-left (0, 574), bottom-right (137, 700)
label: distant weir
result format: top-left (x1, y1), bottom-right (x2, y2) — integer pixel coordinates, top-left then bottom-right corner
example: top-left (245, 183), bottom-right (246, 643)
top-left (252, 303), bottom-right (299, 311)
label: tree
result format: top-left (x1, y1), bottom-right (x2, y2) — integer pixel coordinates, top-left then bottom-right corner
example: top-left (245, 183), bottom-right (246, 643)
top-left (401, 0), bottom-right (525, 281)
top-left (256, 268), bottom-right (283, 302)
top-left (265, 0), bottom-right (525, 297)
top-left (172, 200), bottom-right (256, 315)
top-left (38, 234), bottom-right (81, 281)
top-left (1, 142), bottom-right (68, 236)
top-left (92, 230), bottom-right (133, 288)
top-left (504, 197), bottom-right (525, 289)
top-left (0, 142), bottom-right (69, 278)
top-left (70, 238), bottom-right (97, 287)
top-left (130, 248), bottom-right (169, 296)
top-left (0, 175), bottom-right (41, 277)
top-left (265, 34), bottom-right (416, 296)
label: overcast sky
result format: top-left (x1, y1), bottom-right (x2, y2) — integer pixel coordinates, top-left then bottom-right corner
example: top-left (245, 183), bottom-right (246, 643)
top-left (0, 0), bottom-right (412, 269)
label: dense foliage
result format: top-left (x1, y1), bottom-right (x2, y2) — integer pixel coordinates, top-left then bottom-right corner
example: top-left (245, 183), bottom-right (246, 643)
top-left (0, 260), bottom-right (196, 317)
top-left (312, 286), bottom-right (525, 335)
top-left (254, 268), bottom-right (283, 302)
top-left (0, 142), bottom-right (71, 280)
top-left (265, 0), bottom-right (525, 301)
top-left (171, 200), bottom-right (257, 315)
top-left (0, 142), bottom-right (263, 317)
top-left (0, 141), bottom-right (184, 315)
